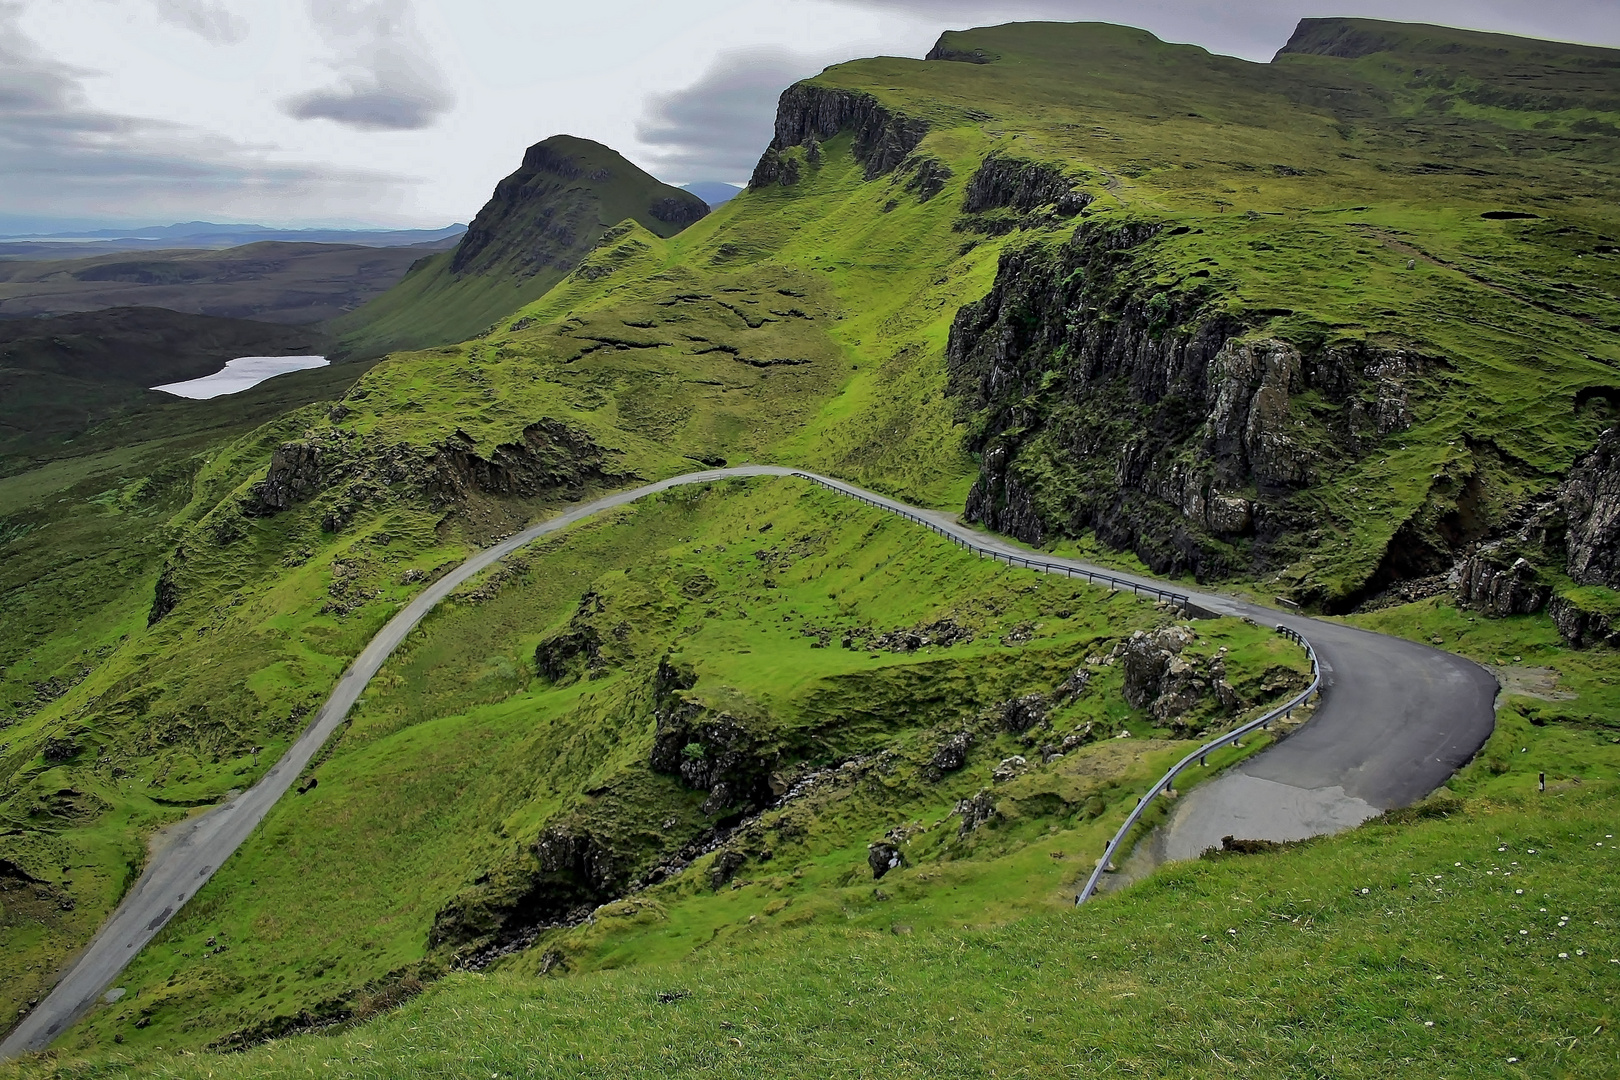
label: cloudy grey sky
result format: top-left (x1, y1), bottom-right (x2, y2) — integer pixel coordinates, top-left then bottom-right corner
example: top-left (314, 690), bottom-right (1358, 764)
top-left (3, 0), bottom-right (1617, 230)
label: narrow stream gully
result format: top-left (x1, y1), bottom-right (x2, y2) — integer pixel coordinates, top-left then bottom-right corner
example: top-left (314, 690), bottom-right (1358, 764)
top-left (1, 466), bottom-right (1499, 1059)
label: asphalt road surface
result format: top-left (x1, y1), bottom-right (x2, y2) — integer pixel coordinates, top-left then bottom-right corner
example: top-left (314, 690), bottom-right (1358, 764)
top-left (1, 466), bottom-right (1497, 1058)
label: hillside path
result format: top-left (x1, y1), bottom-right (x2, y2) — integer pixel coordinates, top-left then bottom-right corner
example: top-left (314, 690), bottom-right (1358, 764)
top-left (1, 465), bottom-right (1497, 1059)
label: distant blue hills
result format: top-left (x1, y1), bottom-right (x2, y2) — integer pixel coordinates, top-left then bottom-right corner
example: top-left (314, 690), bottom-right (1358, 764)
top-left (680, 182), bottom-right (743, 208)
top-left (0, 221), bottom-right (468, 252)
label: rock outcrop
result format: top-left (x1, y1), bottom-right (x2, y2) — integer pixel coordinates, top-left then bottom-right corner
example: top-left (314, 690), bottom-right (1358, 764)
top-left (534, 592), bottom-right (607, 683)
top-left (1561, 427), bottom-right (1620, 587)
top-left (751, 84), bottom-right (928, 186)
top-left (648, 659), bottom-right (779, 815)
top-left (947, 219), bottom-right (1433, 594)
top-left (1117, 626), bottom-right (1241, 726)
top-left (428, 421), bottom-right (632, 507)
top-left (1453, 548), bottom-right (1550, 617)
top-left (867, 841), bottom-right (905, 879)
top-left (962, 154), bottom-right (1090, 215)
top-left (929, 730), bottom-right (974, 773)
top-left (1547, 596), bottom-right (1620, 648)
top-left (428, 822), bottom-right (624, 951)
top-left (248, 442), bottom-right (327, 514)
top-left (1449, 429), bottom-right (1620, 646)
top-left (241, 421), bottom-right (630, 523)
top-left (998, 693), bottom-right (1048, 733)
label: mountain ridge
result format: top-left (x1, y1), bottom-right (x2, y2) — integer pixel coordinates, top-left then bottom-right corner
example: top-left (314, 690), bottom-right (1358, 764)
top-left (328, 135), bottom-right (709, 360)
top-left (1, 16), bottom-right (1617, 1073)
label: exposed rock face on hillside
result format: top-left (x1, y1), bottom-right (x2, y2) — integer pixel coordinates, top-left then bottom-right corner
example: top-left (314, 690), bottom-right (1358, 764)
top-left (1450, 428), bottom-right (1620, 645)
top-left (428, 821), bottom-right (626, 951)
top-left (962, 155), bottom-right (1089, 215)
top-left (1118, 626), bottom-right (1242, 727)
top-left (751, 84), bottom-right (929, 185)
top-left (241, 420), bottom-right (631, 522)
top-left (1453, 550), bottom-right (1550, 618)
top-left (451, 135), bottom-right (708, 280)
top-left (331, 134), bottom-right (707, 358)
top-left (1561, 427), bottom-right (1620, 588)
top-left (648, 659), bottom-right (779, 815)
top-left (948, 219), bottom-right (1435, 600)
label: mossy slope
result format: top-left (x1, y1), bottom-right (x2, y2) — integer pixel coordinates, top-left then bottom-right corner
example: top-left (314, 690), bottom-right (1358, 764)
top-left (327, 136), bottom-right (710, 360)
top-left (5, 15), bottom-right (1620, 1066)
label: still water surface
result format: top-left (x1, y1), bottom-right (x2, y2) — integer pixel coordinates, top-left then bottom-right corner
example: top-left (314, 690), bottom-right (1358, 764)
top-left (152, 355), bottom-right (328, 399)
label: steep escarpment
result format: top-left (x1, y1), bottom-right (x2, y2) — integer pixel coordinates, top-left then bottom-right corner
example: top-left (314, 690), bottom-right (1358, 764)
top-left (948, 220), bottom-right (1433, 598)
top-left (330, 135), bottom-right (708, 359)
top-left (750, 83), bottom-right (929, 187)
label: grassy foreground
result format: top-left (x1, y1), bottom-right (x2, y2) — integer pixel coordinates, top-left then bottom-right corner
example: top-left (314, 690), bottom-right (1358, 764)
top-left (30, 476), bottom-right (1302, 1054)
top-left (12, 782), bottom-right (1616, 1078)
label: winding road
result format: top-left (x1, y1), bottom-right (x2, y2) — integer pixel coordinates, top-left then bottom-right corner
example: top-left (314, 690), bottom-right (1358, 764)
top-left (0, 466), bottom-right (1498, 1059)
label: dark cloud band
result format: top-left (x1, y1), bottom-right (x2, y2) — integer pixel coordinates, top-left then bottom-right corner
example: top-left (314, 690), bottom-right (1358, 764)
top-left (280, 0), bottom-right (454, 132)
top-left (637, 48), bottom-right (833, 183)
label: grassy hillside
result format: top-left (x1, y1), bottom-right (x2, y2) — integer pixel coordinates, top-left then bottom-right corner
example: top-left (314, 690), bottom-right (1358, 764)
top-left (3, 15), bottom-right (1620, 1070)
top-left (326, 136), bottom-right (711, 360)
top-left (36, 477), bottom-right (1304, 1055)
top-left (0, 243), bottom-right (436, 325)
top-left (14, 672), bottom-right (1619, 1075)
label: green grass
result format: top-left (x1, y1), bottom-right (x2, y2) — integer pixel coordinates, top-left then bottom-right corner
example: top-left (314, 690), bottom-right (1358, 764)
top-left (23, 476), bottom-right (1302, 1055)
top-left (14, 780), bottom-right (1617, 1077)
top-left (327, 137), bottom-right (710, 360)
top-left (5, 15), bottom-right (1620, 1067)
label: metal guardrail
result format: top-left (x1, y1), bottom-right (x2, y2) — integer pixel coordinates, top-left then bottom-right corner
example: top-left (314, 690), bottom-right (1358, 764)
top-left (789, 471), bottom-right (1317, 906)
top-left (1073, 623), bottom-right (1322, 904)
top-left (790, 473), bottom-right (1194, 613)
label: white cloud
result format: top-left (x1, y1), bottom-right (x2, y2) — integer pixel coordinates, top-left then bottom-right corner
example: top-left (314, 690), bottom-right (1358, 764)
top-left (0, 2), bottom-right (407, 224)
top-left (146, 0), bottom-right (248, 44)
top-left (282, 0), bottom-right (454, 131)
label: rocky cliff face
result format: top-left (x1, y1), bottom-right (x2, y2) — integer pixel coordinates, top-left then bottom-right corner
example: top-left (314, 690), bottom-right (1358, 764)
top-left (750, 83), bottom-right (929, 187)
top-left (427, 821), bottom-right (627, 952)
top-left (240, 420), bottom-right (631, 523)
top-left (962, 154), bottom-right (1091, 216)
top-left (450, 135), bottom-right (707, 280)
top-left (1450, 427), bottom-right (1620, 645)
top-left (948, 219), bottom-right (1435, 598)
top-left (1453, 549), bottom-right (1551, 618)
top-left (1561, 427), bottom-right (1620, 587)
top-left (648, 659), bottom-right (779, 815)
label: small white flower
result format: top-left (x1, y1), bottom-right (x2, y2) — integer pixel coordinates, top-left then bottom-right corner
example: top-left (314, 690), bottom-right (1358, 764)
top-left (1454, 861), bottom-right (1462, 867)
top-left (1577, 950), bottom-right (1585, 956)
top-left (1361, 887), bottom-right (1370, 895)
top-left (1508, 1057), bottom-right (1519, 1063)
top-left (1424, 1021), bottom-right (1434, 1027)
top-left (1520, 930), bottom-right (1529, 935)
top-left (1528, 849), bottom-right (1537, 854)
top-left (1515, 889), bottom-right (1524, 895)
top-left (1559, 952), bottom-right (1569, 959)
